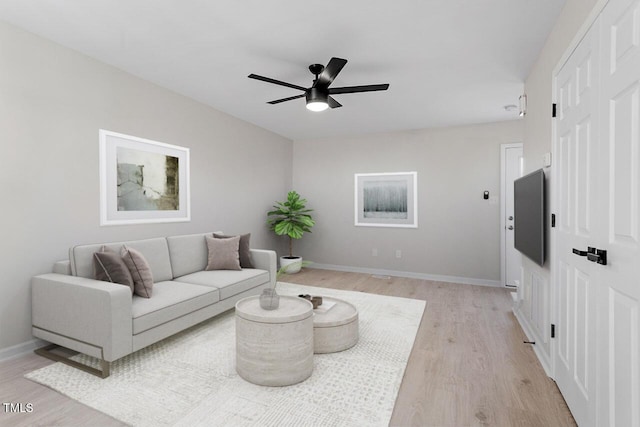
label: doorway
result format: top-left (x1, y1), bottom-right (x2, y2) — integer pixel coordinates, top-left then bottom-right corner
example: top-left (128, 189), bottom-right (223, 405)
top-left (500, 143), bottom-right (523, 288)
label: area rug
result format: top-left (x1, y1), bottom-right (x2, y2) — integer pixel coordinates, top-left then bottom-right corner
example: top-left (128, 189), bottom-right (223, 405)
top-left (26, 283), bottom-right (425, 427)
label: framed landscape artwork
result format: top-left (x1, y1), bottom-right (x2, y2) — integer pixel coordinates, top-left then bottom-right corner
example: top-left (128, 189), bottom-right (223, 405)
top-left (99, 129), bottom-right (190, 225)
top-left (354, 172), bottom-right (417, 228)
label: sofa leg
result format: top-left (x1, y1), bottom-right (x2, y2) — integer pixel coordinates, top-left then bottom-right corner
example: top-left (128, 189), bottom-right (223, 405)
top-left (34, 344), bottom-right (111, 378)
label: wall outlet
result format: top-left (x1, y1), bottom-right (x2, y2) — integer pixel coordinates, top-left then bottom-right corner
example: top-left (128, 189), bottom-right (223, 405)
top-left (395, 249), bottom-right (402, 258)
top-left (372, 248), bottom-right (378, 257)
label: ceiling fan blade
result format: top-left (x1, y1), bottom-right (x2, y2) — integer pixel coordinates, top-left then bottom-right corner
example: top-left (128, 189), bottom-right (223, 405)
top-left (327, 96), bottom-right (342, 109)
top-left (248, 74), bottom-right (307, 92)
top-left (329, 84), bottom-right (389, 95)
top-left (267, 93), bottom-right (306, 104)
top-left (314, 57), bottom-right (348, 88)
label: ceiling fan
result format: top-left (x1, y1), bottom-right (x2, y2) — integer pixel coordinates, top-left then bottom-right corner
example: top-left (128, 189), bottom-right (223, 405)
top-left (248, 57), bottom-right (389, 112)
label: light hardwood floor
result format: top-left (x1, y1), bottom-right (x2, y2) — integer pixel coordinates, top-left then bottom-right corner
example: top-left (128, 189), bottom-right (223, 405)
top-left (0, 268), bottom-right (576, 426)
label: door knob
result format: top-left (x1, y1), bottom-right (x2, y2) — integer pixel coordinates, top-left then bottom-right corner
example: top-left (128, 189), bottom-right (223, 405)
top-left (508, 225), bottom-right (514, 230)
top-left (508, 216), bottom-right (513, 220)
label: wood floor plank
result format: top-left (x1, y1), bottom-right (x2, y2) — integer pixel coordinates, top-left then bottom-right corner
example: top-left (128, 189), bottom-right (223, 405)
top-left (0, 268), bottom-right (575, 426)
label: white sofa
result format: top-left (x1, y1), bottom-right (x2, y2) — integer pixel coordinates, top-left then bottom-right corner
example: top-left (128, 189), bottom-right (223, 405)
top-left (31, 232), bottom-right (276, 377)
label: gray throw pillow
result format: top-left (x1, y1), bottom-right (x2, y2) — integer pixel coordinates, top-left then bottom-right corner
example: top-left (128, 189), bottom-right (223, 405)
top-left (205, 235), bottom-right (241, 271)
top-left (121, 245), bottom-right (154, 298)
top-left (213, 232), bottom-right (254, 268)
top-left (93, 246), bottom-right (134, 293)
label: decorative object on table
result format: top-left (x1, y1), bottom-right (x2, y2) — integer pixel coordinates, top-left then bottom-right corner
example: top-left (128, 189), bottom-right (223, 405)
top-left (314, 299), bottom-right (336, 314)
top-left (297, 294), bottom-right (323, 309)
top-left (354, 172), bottom-right (418, 228)
top-left (267, 190), bottom-right (315, 273)
top-left (99, 129), bottom-right (190, 226)
top-left (261, 262), bottom-right (313, 311)
top-left (260, 287), bottom-right (280, 310)
top-left (311, 296), bottom-right (323, 309)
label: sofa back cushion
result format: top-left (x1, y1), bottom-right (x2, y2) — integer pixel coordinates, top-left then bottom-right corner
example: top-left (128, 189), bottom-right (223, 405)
top-left (70, 237), bottom-right (173, 282)
top-left (166, 232), bottom-right (212, 278)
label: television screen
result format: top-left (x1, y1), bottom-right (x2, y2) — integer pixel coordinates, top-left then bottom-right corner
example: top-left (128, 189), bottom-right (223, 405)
top-left (514, 168), bottom-right (545, 266)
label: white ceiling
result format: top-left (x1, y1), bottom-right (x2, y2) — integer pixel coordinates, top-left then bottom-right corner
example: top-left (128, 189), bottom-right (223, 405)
top-left (0, 0), bottom-right (566, 141)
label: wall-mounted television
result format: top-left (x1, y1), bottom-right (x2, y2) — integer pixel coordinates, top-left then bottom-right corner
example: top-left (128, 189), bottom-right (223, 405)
top-left (514, 168), bottom-right (545, 266)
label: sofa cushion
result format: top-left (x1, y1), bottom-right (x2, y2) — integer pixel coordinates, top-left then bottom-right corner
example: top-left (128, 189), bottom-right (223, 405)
top-left (71, 238), bottom-right (173, 282)
top-left (166, 232), bottom-right (210, 278)
top-left (121, 246), bottom-right (154, 298)
top-left (93, 246), bottom-right (134, 293)
top-left (132, 281), bottom-right (220, 334)
top-left (205, 235), bottom-right (241, 271)
top-left (213, 233), bottom-right (254, 268)
top-left (174, 269), bottom-right (269, 300)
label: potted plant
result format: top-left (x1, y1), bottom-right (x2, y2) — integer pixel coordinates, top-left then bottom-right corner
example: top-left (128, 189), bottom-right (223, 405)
top-left (267, 190), bottom-right (315, 274)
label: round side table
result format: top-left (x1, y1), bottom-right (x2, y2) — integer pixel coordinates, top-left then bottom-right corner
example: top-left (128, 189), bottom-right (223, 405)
top-left (235, 295), bottom-right (314, 386)
top-left (313, 296), bottom-right (359, 354)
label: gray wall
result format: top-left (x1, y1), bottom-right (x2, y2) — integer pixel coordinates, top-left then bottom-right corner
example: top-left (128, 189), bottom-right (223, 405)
top-left (0, 22), bottom-right (292, 353)
top-left (292, 120), bottom-right (524, 283)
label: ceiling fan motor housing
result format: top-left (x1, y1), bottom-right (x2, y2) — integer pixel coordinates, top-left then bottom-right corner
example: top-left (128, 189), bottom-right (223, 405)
top-left (306, 87), bottom-right (328, 103)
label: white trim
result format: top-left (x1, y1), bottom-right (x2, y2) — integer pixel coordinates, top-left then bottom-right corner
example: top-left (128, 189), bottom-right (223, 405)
top-left (308, 263), bottom-right (501, 287)
top-left (552, 0), bottom-right (610, 76)
top-left (500, 142), bottom-right (523, 287)
top-left (513, 307), bottom-right (553, 377)
top-left (0, 338), bottom-right (48, 362)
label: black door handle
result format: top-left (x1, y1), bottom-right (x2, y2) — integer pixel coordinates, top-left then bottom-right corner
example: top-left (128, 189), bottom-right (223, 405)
top-left (573, 247), bottom-right (597, 256)
top-left (587, 249), bottom-right (607, 265)
top-left (573, 247), bottom-right (607, 265)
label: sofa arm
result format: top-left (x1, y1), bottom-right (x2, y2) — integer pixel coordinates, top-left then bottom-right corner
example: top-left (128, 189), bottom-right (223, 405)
top-left (32, 274), bottom-right (132, 361)
top-left (250, 249), bottom-right (277, 287)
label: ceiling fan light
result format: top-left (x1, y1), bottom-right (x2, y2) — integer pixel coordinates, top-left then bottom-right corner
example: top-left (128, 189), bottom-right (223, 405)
top-left (306, 101), bottom-right (329, 112)
top-left (306, 88), bottom-right (329, 112)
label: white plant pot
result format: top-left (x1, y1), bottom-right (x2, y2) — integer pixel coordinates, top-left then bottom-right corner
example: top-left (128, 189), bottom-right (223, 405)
top-left (280, 256), bottom-right (302, 274)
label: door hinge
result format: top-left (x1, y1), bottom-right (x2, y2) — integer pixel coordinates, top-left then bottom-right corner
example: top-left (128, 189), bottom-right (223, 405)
top-left (552, 103), bottom-right (557, 118)
top-left (551, 213), bottom-right (556, 228)
top-left (551, 324), bottom-right (556, 338)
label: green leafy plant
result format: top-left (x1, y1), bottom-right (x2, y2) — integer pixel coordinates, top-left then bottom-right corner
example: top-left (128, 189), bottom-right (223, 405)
top-left (267, 191), bottom-right (315, 258)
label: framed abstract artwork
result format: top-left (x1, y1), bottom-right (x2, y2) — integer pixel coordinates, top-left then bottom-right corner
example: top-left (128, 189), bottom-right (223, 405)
top-left (99, 129), bottom-right (190, 225)
top-left (354, 172), bottom-right (417, 228)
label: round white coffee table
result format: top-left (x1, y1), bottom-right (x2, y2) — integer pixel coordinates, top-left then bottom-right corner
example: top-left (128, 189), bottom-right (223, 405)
top-left (313, 296), bottom-right (359, 354)
top-left (235, 295), bottom-right (314, 386)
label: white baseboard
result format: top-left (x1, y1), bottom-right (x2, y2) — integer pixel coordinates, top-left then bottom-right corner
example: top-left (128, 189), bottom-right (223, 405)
top-left (308, 263), bottom-right (501, 287)
top-left (0, 338), bottom-right (47, 362)
top-left (512, 307), bottom-right (553, 378)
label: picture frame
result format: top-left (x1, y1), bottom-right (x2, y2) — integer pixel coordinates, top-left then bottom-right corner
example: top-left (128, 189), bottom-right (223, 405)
top-left (354, 172), bottom-right (417, 228)
top-left (99, 129), bottom-right (190, 226)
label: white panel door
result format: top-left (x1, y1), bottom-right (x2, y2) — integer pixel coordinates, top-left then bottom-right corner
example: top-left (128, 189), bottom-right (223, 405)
top-left (554, 17), bottom-right (601, 427)
top-left (598, 0), bottom-right (640, 424)
top-left (504, 144), bottom-right (523, 287)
